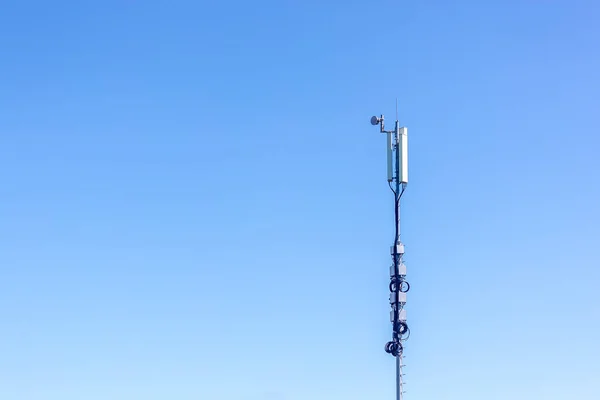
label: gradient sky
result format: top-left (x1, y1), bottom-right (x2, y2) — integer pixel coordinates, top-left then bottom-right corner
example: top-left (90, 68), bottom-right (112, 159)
top-left (1, 1), bottom-right (599, 399)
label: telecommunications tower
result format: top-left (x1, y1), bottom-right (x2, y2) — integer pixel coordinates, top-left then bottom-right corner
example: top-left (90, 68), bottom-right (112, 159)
top-left (371, 112), bottom-right (410, 400)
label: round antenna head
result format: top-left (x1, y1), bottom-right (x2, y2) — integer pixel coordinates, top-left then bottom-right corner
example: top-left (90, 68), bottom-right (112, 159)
top-left (370, 116), bottom-right (380, 126)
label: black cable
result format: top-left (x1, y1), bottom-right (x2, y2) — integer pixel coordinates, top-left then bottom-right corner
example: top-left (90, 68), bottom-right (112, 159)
top-left (387, 180), bottom-right (408, 358)
top-left (392, 184), bottom-right (406, 277)
top-left (400, 280), bottom-right (410, 293)
top-left (385, 341), bottom-right (403, 356)
top-left (389, 279), bottom-right (410, 293)
top-left (388, 181), bottom-right (396, 197)
top-left (394, 321), bottom-right (409, 335)
top-left (400, 327), bottom-right (411, 342)
top-left (393, 184), bottom-right (406, 252)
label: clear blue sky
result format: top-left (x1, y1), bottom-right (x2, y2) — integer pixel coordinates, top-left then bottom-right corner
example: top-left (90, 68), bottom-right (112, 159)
top-left (1, 1), bottom-right (599, 399)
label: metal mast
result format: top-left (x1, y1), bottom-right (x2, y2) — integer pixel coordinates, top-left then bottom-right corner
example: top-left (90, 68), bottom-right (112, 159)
top-left (371, 114), bottom-right (410, 400)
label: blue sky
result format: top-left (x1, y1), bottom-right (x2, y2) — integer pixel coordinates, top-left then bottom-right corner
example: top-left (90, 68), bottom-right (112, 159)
top-left (1, 1), bottom-right (599, 399)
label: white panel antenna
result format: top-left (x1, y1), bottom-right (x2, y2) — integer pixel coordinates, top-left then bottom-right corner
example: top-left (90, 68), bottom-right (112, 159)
top-left (399, 127), bottom-right (408, 184)
top-left (387, 131), bottom-right (394, 182)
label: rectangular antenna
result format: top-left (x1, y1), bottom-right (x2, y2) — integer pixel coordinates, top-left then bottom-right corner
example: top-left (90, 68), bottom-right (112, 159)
top-left (387, 132), bottom-right (393, 182)
top-left (399, 127), bottom-right (408, 184)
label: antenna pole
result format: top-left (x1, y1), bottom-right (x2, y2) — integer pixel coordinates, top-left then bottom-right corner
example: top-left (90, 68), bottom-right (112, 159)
top-left (370, 111), bottom-right (410, 400)
top-left (394, 119), bottom-right (403, 400)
